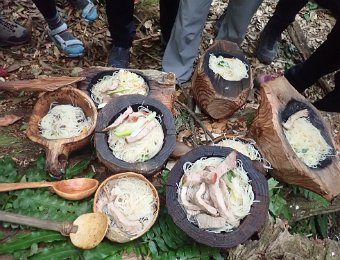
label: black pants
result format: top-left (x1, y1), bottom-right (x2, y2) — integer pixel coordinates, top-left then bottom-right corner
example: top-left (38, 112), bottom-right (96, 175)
top-left (32, 0), bottom-right (58, 20)
top-left (105, 0), bottom-right (179, 48)
top-left (268, 0), bottom-right (340, 111)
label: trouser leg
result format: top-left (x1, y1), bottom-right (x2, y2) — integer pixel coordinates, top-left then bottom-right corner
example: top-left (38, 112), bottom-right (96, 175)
top-left (105, 0), bottom-right (135, 48)
top-left (285, 21), bottom-right (340, 92)
top-left (216, 0), bottom-right (262, 45)
top-left (162, 0), bottom-right (212, 83)
top-left (159, 0), bottom-right (180, 44)
top-left (32, 0), bottom-right (58, 19)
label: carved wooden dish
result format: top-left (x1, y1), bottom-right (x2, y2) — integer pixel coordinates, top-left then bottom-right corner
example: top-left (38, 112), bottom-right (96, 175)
top-left (77, 67), bottom-right (176, 112)
top-left (27, 87), bottom-right (97, 179)
top-left (166, 146), bottom-right (269, 248)
top-left (95, 94), bottom-right (176, 176)
top-left (192, 40), bottom-right (252, 119)
top-left (248, 77), bottom-right (340, 200)
top-left (93, 172), bottom-right (160, 243)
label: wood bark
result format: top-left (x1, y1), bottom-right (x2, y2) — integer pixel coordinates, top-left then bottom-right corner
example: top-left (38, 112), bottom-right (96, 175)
top-left (248, 76), bottom-right (340, 200)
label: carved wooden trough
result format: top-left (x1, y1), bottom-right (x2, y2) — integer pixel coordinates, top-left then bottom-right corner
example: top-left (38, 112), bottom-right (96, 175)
top-left (248, 77), bottom-right (340, 200)
top-left (27, 87), bottom-right (97, 179)
top-left (95, 94), bottom-right (176, 176)
top-left (166, 146), bottom-right (269, 248)
top-left (192, 40), bottom-right (252, 119)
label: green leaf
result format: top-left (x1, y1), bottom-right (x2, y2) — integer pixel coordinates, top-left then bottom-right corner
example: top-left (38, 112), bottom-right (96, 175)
top-left (0, 231), bottom-right (65, 254)
top-left (30, 243), bottom-right (80, 260)
top-left (304, 12), bottom-right (311, 21)
top-left (316, 214), bottom-right (328, 238)
top-left (65, 159), bottom-right (91, 179)
top-left (148, 240), bottom-right (158, 256)
top-left (267, 178), bottom-right (279, 191)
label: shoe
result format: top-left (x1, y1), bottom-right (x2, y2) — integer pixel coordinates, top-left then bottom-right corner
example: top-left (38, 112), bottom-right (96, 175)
top-left (0, 17), bottom-right (30, 46)
top-left (68, 0), bottom-right (98, 22)
top-left (108, 46), bottom-right (130, 68)
top-left (256, 24), bottom-right (281, 64)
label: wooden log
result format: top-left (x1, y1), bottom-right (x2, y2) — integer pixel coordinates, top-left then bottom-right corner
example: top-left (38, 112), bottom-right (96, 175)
top-left (192, 40), bottom-right (252, 119)
top-left (95, 94), bottom-right (176, 176)
top-left (248, 76), bottom-right (340, 200)
top-left (166, 146), bottom-right (269, 248)
top-left (26, 87), bottom-right (97, 179)
top-left (77, 66), bottom-right (176, 113)
top-left (0, 76), bottom-right (85, 92)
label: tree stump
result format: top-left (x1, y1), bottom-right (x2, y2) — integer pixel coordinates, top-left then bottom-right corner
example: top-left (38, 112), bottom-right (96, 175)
top-left (26, 87), bottom-right (97, 179)
top-left (166, 146), bottom-right (269, 248)
top-left (77, 67), bottom-right (176, 113)
top-left (95, 94), bottom-right (176, 176)
top-left (192, 40), bottom-right (252, 119)
top-left (248, 77), bottom-right (340, 201)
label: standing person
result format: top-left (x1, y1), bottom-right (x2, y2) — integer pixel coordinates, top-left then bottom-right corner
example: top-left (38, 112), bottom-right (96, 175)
top-left (106, 0), bottom-right (180, 68)
top-left (257, 0), bottom-right (340, 112)
top-left (162, 0), bottom-right (263, 84)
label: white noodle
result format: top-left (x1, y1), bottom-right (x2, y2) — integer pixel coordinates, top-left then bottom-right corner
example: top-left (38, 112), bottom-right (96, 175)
top-left (208, 54), bottom-right (248, 81)
top-left (39, 103), bottom-right (92, 139)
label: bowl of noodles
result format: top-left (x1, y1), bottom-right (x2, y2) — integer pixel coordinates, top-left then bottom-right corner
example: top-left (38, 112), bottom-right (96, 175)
top-left (93, 172), bottom-right (159, 243)
top-left (95, 94), bottom-right (176, 176)
top-left (88, 69), bottom-right (149, 108)
top-left (27, 87), bottom-right (97, 179)
top-left (166, 146), bottom-right (269, 248)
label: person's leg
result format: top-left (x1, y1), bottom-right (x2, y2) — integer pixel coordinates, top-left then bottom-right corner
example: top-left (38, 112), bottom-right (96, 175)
top-left (215, 0), bottom-right (262, 45)
top-left (106, 0), bottom-right (135, 67)
top-left (159, 0), bottom-right (180, 45)
top-left (32, 0), bottom-right (84, 57)
top-left (0, 17), bottom-right (30, 46)
top-left (284, 21), bottom-right (340, 92)
top-left (162, 0), bottom-right (212, 83)
top-left (257, 0), bottom-right (309, 64)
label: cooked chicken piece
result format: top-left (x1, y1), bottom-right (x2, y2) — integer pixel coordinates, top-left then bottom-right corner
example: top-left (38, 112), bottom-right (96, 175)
top-left (183, 170), bottom-right (217, 186)
top-left (100, 79), bottom-right (119, 92)
top-left (125, 120), bottom-right (158, 143)
top-left (212, 151), bottom-right (238, 178)
top-left (107, 203), bottom-right (143, 236)
top-left (180, 186), bottom-right (201, 211)
top-left (194, 182), bottom-right (218, 216)
top-left (102, 106), bottom-right (133, 131)
top-left (282, 109), bottom-right (309, 129)
top-left (219, 179), bottom-right (232, 210)
top-left (196, 213), bottom-right (226, 229)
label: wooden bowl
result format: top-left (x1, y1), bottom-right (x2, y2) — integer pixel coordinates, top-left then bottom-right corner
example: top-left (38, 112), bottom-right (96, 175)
top-left (93, 172), bottom-right (160, 243)
top-left (166, 146), bottom-right (269, 248)
top-left (192, 40), bottom-right (252, 119)
top-left (95, 94), bottom-right (176, 176)
top-left (249, 76), bottom-right (340, 200)
top-left (27, 87), bottom-right (97, 179)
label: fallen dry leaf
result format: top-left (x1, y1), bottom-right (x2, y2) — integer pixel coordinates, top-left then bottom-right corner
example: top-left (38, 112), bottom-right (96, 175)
top-left (0, 115), bottom-right (23, 126)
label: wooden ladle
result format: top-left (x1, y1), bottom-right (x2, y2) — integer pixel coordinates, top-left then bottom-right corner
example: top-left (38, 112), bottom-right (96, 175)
top-left (0, 178), bottom-right (99, 200)
top-left (0, 211), bottom-right (108, 249)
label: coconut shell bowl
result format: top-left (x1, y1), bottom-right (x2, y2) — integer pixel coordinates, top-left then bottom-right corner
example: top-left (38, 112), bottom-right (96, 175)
top-left (192, 40), bottom-right (252, 119)
top-left (27, 87), bottom-right (97, 179)
top-left (93, 172), bottom-right (160, 243)
top-left (95, 94), bottom-right (176, 176)
top-left (166, 146), bottom-right (269, 248)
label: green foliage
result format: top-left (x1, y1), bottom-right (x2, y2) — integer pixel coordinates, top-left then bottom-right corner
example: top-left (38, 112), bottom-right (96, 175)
top-left (0, 157), bottom-right (223, 259)
top-left (268, 178), bottom-right (292, 220)
top-left (65, 159), bottom-right (91, 179)
top-left (158, 168), bottom-right (170, 195)
top-left (175, 109), bottom-right (190, 133)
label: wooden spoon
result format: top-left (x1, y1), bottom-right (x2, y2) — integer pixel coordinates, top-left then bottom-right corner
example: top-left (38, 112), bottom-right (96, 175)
top-left (0, 211), bottom-right (108, 249)
top-left (0, 178), bottom-right (99, 200)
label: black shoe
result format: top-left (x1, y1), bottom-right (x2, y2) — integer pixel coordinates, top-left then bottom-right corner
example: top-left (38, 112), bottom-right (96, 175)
top-left (108, 46), bottom-right (130, 68)
top-left (0, 18), bottom-right (30, 46)
top-left (256, 25), bottom-right (281, 64)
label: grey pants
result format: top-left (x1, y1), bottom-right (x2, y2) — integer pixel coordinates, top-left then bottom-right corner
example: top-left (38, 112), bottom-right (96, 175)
top-left (162, 0), bottom-right (263, 83)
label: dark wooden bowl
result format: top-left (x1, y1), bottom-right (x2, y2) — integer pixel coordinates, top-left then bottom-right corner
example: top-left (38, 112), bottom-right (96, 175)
top-left (166, 146), bottom-right (269, 248)
top-left (27, 87), bottom-right (97, 179)
top-left (95, 94), bottom-right (176, 176)
top-left (249, 76), bottom-right (340, 200)
top-left (192, 40), bottom-right (252, 119)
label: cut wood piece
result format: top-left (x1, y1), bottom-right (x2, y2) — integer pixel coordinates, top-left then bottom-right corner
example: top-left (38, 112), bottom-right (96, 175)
top-left (248, 76), bottom-right (340, 201)
top-left (192, 40), bottom-right (252, 119)
top-left (27, 87), bottom-right (97, 179)
top-left (77, 67), bottom-right (176, 113)
top-left (95, 94), bottom-right (176, 176)
top-left (0, 76), bottom-right (85, 92)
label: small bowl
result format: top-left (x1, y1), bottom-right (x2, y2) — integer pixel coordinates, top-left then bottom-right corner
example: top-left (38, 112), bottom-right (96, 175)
top-left (166, 146), bottom-right (269, 248)
top-left (95, 94), bottom-right (176, 176)
top-left (93, 172), bottom-right (160, 243)
top-left (27, 87), bottom-right (97, 179)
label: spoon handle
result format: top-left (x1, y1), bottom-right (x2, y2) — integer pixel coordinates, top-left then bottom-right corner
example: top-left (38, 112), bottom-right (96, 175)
top-left (0, 211), bottom-right (77, 235)
top-left (0, 182), bottom-right (52, 192)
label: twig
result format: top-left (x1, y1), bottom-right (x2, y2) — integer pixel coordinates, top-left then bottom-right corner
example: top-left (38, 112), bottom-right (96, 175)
top-left (138, 50), bottom-right (162, 62)
top-left (175, 100), bottom-right (215, 143)
top-left (133, 33), bottom-right (160, 44)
